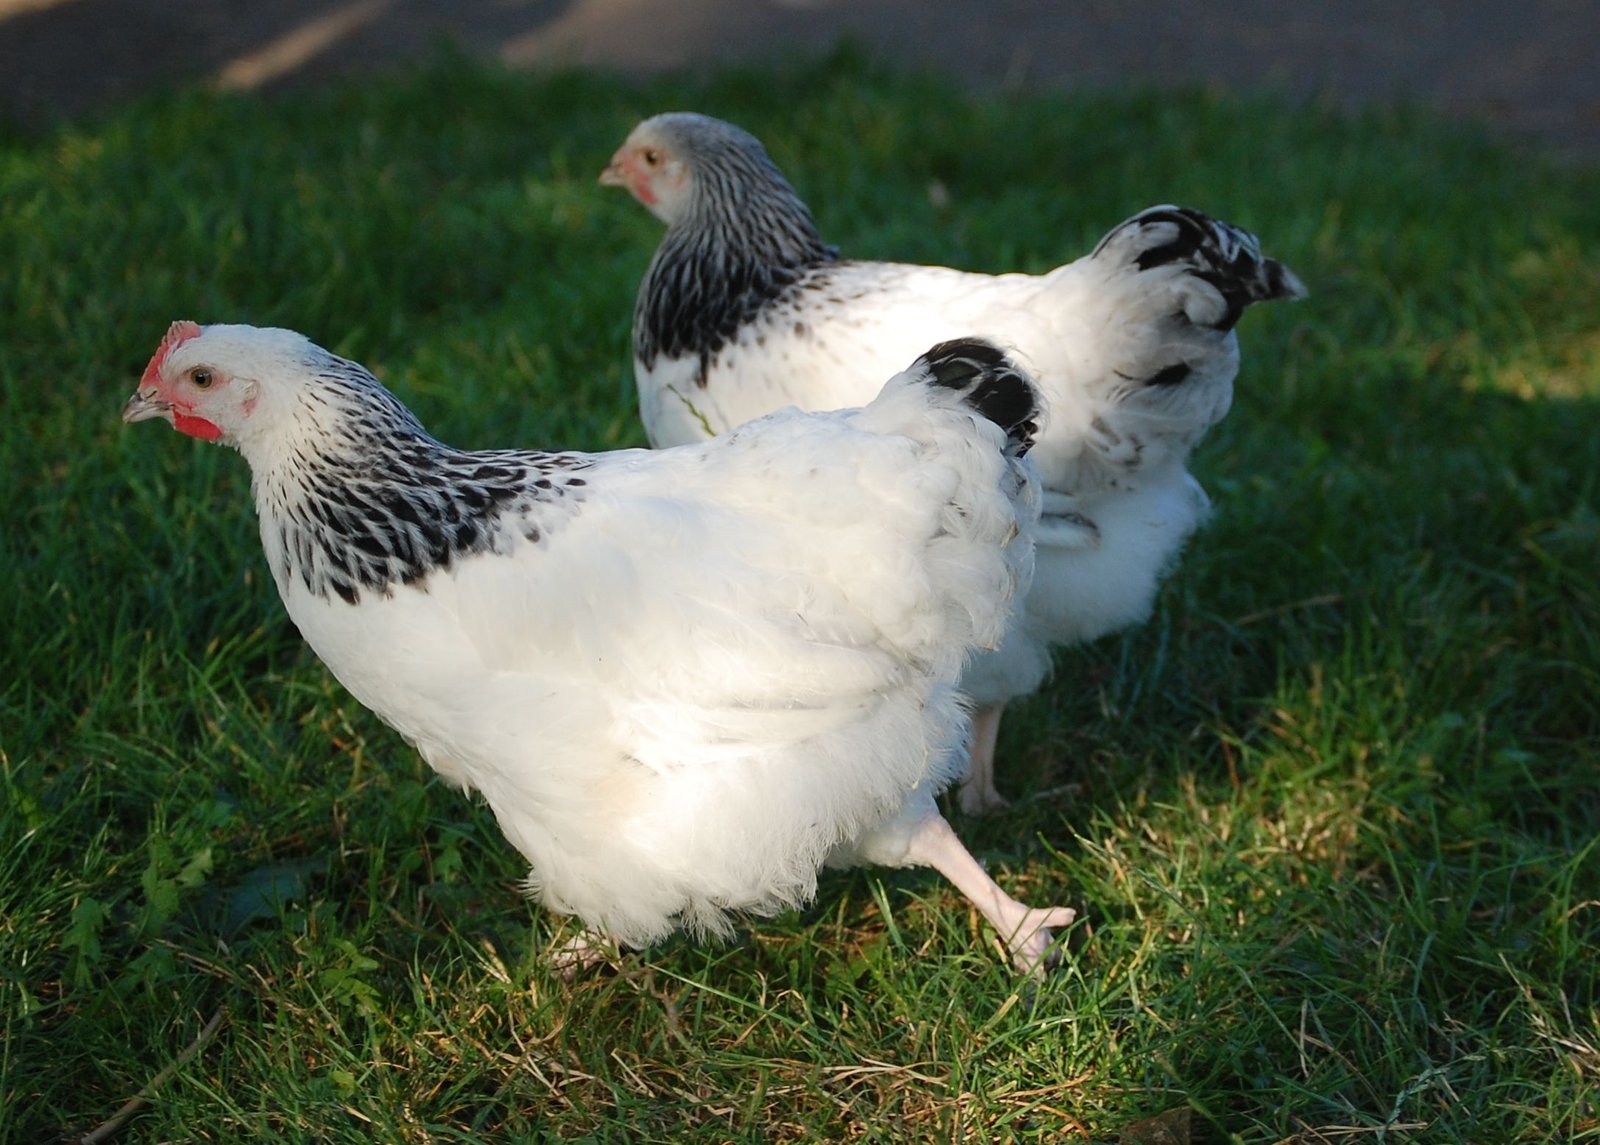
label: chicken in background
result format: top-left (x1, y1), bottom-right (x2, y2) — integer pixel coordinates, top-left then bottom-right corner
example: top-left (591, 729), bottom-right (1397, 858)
top-left (123, 323), bottom-right (1075, 973)
top-left (601, 112), bottom-right (1306, 812)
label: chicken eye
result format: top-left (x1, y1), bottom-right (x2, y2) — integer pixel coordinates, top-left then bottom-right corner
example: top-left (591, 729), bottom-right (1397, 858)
top-left (190, 367), bottom-right (215, 389)
top-left (643, 149), bottom-right (660, 166)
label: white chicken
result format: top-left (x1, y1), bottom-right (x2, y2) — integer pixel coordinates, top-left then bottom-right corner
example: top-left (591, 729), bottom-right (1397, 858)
top-left (602, 112), bottom-right (1306, 812)
top-left (123, 323), bottom-right (1077, 972)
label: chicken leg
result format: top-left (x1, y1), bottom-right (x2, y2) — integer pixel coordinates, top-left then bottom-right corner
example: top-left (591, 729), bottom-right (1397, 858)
top-left (905, 812), bottom-right (1074, 974)
top-left (957, 701), bottom-right (1009, 814)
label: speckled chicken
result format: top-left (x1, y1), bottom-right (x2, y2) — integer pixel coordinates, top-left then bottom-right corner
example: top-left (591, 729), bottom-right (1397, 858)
top-left (123, 322), bottom-right (1075, 972)
top-left (603, 112), bottom-right (1305, 812)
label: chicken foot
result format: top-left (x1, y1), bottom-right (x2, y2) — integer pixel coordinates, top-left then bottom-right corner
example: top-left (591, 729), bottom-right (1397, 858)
top-left (905, 812), bottom-right (1074, 974)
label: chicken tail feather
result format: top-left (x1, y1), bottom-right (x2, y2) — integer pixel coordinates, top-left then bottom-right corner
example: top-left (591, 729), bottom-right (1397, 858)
top-left (1095, 205), bottom-right (1307, 332)
top-left (912, 338), bottom-right (1042, 456)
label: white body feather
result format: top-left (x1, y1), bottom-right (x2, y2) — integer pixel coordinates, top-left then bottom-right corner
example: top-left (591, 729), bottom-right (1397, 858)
top-left (639, 237), bottom-right (1238, 707)
top-left (255, 364), bottom-right (1038, 946)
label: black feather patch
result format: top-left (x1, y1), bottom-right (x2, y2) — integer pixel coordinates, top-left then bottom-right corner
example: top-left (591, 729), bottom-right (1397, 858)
top-left (633, 117), bottom-right (838, 380)
top-left (916, 338), bottom-right (1041, 453)
top-left (921, 338), bottom-right (1013, 387)
top-left (1101, 205), bottom-right (1306, 333)
top-left (1145, 362), bottom-right (1194, 387)
top-left (266, 358), bottom-right (593, 605)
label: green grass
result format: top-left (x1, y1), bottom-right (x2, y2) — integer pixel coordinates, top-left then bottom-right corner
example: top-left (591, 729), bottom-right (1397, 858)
top-left (2, 48), bottom-right (1597, 1143)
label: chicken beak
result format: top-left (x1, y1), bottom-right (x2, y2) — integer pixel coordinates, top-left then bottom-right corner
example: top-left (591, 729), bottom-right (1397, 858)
top-left (598, 151), bottom-right (627, 187)
top-left (122, 388), bottom-right (171, 425)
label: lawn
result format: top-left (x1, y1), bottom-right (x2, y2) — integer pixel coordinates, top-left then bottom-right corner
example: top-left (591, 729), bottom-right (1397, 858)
top-left (1, 49), bottom-right (1596, 1143)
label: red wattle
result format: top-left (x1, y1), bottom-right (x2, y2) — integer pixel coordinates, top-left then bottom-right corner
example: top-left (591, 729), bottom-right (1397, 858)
top-left (173, 411), bottom-right (223, 441)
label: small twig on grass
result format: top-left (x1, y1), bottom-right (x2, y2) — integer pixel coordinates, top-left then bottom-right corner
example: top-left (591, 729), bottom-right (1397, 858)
top-left (73, 1006), bottom-right (227, 1145)
top-left (1018, 782), bottom-right (1084, 806)
top-left (824, 1057), bottom-right (948, 1087)
top-left (1231, 592), bottom-right (1344, 627)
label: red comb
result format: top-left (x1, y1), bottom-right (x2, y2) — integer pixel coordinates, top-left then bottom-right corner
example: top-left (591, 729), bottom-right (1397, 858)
top-left (140, 320), bottom-right (203, 385)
